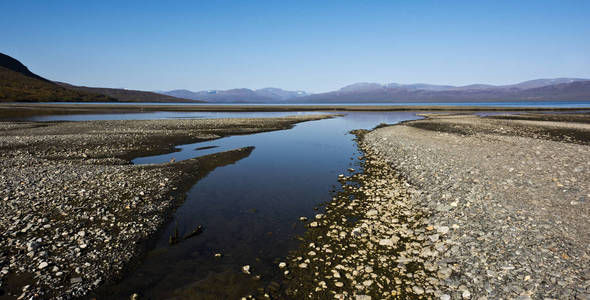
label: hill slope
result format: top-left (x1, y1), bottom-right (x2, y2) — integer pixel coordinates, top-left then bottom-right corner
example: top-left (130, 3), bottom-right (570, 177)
top-left (0, 66), bottom-right (115, 102)
top-left (56, 82), bottom-right (201, 103)
top-left (0, 53), bottom-right (197, 103)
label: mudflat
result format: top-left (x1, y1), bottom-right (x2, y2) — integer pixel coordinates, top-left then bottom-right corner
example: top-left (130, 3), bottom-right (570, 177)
top-left (0, 115), bottom-right (333, 299)
top-left (359, 113), bottom-right (590, 299)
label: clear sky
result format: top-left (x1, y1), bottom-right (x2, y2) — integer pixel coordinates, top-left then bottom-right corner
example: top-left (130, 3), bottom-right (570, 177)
top-left (2, 0), bottom-right (590, 93)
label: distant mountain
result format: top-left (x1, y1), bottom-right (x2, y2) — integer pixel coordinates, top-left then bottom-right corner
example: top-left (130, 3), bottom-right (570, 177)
top-left (294, 78), bottom-right (590, 103)
top-left (56, 82), bottom-right (202, 103)
top-left (0, 53), bottom-right (197, 103)
top-left (160, 87), bottom-right (308, 103)
top-left (255, 88), bottom-right (308, 100)
top-left (3, 52), bottom-right (589, 103)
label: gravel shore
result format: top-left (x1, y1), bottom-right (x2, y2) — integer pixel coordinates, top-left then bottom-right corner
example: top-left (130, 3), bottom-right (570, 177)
top-left (0, 115), bottom-right (331, 299)
top-left (362, 113), bottom-right (590, 299)
top-left (279, 112), bottom-right (589, 300)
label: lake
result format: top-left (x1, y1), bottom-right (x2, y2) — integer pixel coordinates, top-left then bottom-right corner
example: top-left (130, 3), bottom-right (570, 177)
top-left (39, 100), bottom-right (590, 108)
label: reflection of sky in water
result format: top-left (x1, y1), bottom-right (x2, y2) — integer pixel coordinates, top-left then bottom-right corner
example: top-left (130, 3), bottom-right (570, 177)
top-left (107, 112), bottom-right (423, 298)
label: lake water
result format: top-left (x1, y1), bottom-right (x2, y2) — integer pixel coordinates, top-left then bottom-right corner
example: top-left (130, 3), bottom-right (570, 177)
top-left (25, 111), bottom-right (325, 122)
top-left (93, 112), bottom-right (422, 299)
top-left (39, 100), bottom-right (590, 108)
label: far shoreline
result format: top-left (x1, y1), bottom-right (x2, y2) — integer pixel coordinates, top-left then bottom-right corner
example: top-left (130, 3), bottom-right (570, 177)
top-left (1, 102), bottom-right (590, 120)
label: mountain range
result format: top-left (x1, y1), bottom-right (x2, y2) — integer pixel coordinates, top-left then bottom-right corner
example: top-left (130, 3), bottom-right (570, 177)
top-left (159, 78), bottom-right (590, 103)
top-left (2, 52), bottom-right (589, 103)
top-left (161, 87), bottom-right (308, 103)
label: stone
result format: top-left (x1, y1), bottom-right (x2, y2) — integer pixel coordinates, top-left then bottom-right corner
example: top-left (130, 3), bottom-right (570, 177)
top-left (70, 277), bottom-right (83, 284)
top-left (437, 226), bottom-right (450, 235)
top-left (242, 265), bottom-right (251, 275)
top-left (38, 262), bottom-right (49, 269)
top-left (412, 286), bottom-right (425, 295)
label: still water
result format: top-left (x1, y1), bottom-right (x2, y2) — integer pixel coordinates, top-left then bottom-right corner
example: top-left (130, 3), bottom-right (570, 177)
top-left (40, 100), bottom-right (590, 108)
top-left (95, 112), bottom-right (422, 299)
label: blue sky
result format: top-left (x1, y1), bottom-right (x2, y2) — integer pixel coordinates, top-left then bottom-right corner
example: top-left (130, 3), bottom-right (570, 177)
top-left (2, 0), bottom-right (589, 93)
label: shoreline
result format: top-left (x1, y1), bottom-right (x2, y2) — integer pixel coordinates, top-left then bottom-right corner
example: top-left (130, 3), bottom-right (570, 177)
top-left (1, 103), bottom-right (590, 120)
top-left (0, 115), bottom-right (334, 299)
top-left (362, 112), bottom-right (589, 299)
top-left (278, 111), bottom-right (590, 299)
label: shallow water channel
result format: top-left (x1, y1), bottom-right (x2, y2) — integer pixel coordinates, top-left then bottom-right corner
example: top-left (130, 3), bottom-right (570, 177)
top-left (95, 112), bottom-right (422, 299)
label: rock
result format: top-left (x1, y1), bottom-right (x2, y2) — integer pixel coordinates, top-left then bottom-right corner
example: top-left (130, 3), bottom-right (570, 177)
top-left (26, 241), bottom-right (40, 252)
top-left (242, 265), bottom-right (251, 275)
top-left (38, 261), bottom-right (49, 269)
top-left (437, 226), bottom-right (450, 234)
top-left (366, 209), bottom-right (378, 217)
top-left (412, 286), bottom-right (425, 295)
top-left (355, 295), bottom-right (371, 300)
top-left (462, 290), bottom-right (471, 299)
top-left (378, 236), bottom-right (399, 247)
top-left (278, 262), bottom-right (286, 269)
top-left (440, 295), bottom-right (450, 300)
top-left (437, 267), bottom-right (452, 279)
top-left (309, 222), bottom-right (318, 228)
top-left (299, 216), bottom-right (308, 221)
top-left (70, 277), bottom-right (83, 284)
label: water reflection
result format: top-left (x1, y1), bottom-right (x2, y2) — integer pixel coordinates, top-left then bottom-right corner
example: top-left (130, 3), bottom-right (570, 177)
top-left (97, 112), bottom-right (422, 299)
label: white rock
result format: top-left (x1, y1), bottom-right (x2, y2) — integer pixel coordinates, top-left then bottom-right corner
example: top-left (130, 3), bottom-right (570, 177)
top-left (412, 286), bottom-right (424, 294)
top-left (366, 209), bottom-right (378, 216)
top-left (437, 226), bottom-right (450, 234)
top-left (38, 262), bottom-right (48, 269)
top-left (242, 265), bottom-right (251, 274)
